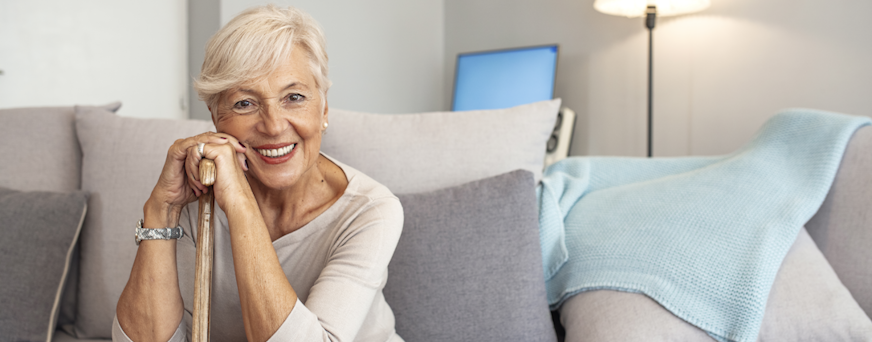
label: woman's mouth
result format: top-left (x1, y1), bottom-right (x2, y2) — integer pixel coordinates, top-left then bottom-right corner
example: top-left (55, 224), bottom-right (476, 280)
top-left (256, 144), bottom-right (295, 158)
top-left (253, 143), bottom-right (296, 164)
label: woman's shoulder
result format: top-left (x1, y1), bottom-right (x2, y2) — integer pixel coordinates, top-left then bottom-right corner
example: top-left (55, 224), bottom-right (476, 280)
top-left (323, 153), bottom-right (399, 204)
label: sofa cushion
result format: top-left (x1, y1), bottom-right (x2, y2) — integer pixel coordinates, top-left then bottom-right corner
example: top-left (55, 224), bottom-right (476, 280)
top-left (558, 228), bottom-right (872, 342)
top-left (321, 99), bottom-right (560, 194)
top-left (0, 187), bottom-right (89, 342)
top-left (386, 170), bottom-right (557, 342)
top-left (806, 124), bottom-right (872, 317)
top-left (74, 106), bottom-right (214, 338)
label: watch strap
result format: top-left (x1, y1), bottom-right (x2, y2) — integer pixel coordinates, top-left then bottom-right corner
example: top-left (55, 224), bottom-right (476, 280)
top-left (135, 219), bottom-right (184, 245)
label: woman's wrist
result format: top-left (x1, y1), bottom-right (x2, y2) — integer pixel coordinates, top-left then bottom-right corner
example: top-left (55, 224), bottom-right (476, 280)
top-left (143, 197), bottom-right (184, 228)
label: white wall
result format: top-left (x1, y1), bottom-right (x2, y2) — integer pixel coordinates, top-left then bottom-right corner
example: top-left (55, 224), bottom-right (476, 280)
top-left (219, 0), bottom-right (446, 114)
top-left (445, 0), bottom-right (872, 157)
top-left (0, 1), bottom-right (188, 119)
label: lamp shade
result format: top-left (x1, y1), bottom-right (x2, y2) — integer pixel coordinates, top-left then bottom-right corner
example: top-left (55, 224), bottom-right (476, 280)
top-left (594, 0), bottom-right (710, 17)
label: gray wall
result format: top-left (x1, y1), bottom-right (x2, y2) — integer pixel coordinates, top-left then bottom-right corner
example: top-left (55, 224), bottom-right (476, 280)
top-left (445, 0), bottom-right (872, 156)
top-left (198, 0), bottom-right (445, 116)
top-left (191, 0), bottom-right (872, 157)
top-left (188, 0), bottom-right (221, 121)
top-left (0, 0), bottom-right (188, 119)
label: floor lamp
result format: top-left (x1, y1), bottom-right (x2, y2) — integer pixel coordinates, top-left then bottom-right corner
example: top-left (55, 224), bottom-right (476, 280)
top-left (593, 0), bottom-right (710, 157)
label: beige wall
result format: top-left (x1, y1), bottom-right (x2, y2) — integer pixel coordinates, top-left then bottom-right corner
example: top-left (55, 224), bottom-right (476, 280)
top-left (445, 0), bottom-right (872, 156)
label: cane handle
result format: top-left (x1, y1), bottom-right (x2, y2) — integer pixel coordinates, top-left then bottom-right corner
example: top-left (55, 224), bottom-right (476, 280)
top-left (200, 159), bottom-right (216, 187)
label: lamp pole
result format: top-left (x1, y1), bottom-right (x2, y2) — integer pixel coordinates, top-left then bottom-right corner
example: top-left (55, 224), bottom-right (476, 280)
top-left (646, 5), bottom-right (656, 158)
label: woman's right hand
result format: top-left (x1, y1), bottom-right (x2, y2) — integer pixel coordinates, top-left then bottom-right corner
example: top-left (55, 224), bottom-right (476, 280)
top-left (146, 132), bottom-right (247, 221)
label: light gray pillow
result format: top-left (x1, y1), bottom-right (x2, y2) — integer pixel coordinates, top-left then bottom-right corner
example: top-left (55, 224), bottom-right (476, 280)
top-left (386, 170), bottom-right (557, 342)
top-left (0, 103), bottom-right (119, 192)
top-left (0, 187), bottom-right (89, 342)
top-left (73, 106), bottom-right (214, 338)
top-left (321, 99), bottom-right (561, 194)
top-left (558, 228), bottom-right (872, 342)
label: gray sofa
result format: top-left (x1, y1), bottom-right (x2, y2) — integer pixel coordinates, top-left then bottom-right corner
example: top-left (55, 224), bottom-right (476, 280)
top-left (0, 100), bottom-right (870, 342)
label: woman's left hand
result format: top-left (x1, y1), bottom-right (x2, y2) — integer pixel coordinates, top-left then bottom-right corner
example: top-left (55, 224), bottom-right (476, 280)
top-left (187, 134), bottom-right (252, 208)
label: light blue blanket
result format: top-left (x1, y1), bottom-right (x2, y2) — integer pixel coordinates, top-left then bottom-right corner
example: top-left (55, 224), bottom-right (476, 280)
top-left (537, 109), bottom-right (870, 342)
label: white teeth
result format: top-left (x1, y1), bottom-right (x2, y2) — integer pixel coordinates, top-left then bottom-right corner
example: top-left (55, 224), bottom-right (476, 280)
top-left (257, 144), bottom-right (295, 158)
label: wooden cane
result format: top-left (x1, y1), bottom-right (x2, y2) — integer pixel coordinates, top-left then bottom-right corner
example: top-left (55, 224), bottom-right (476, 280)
top-left (193, 159), bottom-right (216, 342)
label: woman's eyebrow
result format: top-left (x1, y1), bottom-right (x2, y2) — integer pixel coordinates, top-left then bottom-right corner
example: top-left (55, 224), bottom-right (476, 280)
top-left (236, 82), bottom-right (309, 95)
top-left (282, 82), bottom-right (308, 91)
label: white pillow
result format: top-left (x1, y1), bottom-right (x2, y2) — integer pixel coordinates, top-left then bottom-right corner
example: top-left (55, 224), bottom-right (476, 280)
top-left (321, 99), bottom-right (561, 194)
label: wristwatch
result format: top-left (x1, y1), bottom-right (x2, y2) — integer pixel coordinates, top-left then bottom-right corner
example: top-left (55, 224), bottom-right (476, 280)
top-left (135, 219), bottom-right (184, 245)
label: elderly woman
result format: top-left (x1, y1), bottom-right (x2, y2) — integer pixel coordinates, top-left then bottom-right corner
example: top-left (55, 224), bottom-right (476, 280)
top-left (114, 5), bottom-right (404, 342)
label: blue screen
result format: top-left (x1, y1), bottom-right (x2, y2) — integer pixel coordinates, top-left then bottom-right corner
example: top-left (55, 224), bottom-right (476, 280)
top-left (452, 45), bottom-right (558, 111)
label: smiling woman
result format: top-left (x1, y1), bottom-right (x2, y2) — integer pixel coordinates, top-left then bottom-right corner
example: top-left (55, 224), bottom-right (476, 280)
top-left (113, 5), bottom-right (405, 342)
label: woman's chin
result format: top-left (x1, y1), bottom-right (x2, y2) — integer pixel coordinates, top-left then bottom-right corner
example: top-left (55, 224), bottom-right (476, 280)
top-left (247, 167), bottom-right (302, 191)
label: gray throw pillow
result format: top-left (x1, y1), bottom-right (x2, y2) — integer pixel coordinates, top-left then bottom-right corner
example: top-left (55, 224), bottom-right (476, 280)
top-left (321, 99), bottom-right (561, 194)
top-left (0, 187), bottom-right (89, 342)
top-left (558, 228), bottom-right (872, 342)
top-left (386, 170), bottom-right (557, 342)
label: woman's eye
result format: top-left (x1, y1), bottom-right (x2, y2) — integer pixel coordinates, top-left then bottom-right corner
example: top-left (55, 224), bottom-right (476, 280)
top-left (286, 93), bottom-right (305, 103)
top-left (234, 100), bottom-right (252, 109)
top-left (232, 99), bottom-right (257, 113)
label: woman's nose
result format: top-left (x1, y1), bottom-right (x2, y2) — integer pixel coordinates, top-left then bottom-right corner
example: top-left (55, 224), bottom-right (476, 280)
top-left (258, 106), bottom-right (289, 136)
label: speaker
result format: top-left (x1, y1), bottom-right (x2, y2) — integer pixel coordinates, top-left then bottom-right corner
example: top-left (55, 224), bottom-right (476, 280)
top-left (544, 107), bottom-right (576, 167)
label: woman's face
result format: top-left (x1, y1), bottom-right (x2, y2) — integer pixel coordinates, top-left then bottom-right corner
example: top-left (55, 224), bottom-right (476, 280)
top-left (212, 46), bottom-right (327, 191)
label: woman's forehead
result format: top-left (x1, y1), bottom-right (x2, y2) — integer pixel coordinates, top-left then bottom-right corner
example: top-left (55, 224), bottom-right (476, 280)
top-left (237, 56), bottom-right (316, 94)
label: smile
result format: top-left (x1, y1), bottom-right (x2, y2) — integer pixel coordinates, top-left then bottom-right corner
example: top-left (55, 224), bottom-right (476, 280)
top-left (257, 144), bottom-right (295, 158)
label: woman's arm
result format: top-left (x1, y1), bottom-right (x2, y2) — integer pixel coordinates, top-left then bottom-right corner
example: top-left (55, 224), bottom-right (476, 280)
top-left (114, 199), bottom-right (185, 342)
top-left (115, 133), bottom-right (246, 342)
top-left (194, 140), bottom-right (298, 342)
top-left (224, 192), bottom-right (299, 342)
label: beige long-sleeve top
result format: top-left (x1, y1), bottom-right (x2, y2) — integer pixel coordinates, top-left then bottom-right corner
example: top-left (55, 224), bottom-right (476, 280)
top-left (113, 155), bottom-right (405, 342)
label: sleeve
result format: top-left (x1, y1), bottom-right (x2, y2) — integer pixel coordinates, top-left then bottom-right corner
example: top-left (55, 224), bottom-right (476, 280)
top-left (266, 197), bottom-right (404, 342)
top-left (112, 315), bottom-right (186, 342)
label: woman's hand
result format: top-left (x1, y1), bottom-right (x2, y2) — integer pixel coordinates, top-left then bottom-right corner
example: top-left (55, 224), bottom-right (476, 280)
top-left (191, 135), bottom-right (253, 210)
top-left (147, 132), bottom-right (247, 221)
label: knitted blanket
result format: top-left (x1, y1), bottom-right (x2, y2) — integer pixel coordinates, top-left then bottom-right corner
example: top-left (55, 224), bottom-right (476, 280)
top-left (537, 109), bottom-right (870, 342)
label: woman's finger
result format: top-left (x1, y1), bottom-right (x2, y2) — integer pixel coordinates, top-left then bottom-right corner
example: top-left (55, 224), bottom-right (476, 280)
top-left (186, 145), bottom-right (207, 192)
top-left (211, 132), bottom-right (247, 153)
top-left (237, 152), bottom-right (249, 171)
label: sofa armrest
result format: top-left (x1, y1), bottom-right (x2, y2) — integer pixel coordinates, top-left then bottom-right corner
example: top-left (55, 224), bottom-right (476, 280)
top-left (806, 124), bottom-right (872, 318)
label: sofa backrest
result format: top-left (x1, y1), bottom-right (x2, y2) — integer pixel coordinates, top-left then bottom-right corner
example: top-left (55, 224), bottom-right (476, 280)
top-left (63, 100), bottom-right (561, 339)
top-left (805, 124), bottom-right (872, 316)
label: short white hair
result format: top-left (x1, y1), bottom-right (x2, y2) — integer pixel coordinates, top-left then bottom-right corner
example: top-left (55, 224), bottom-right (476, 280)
top-left (194, 5), bottom-right (331, 110)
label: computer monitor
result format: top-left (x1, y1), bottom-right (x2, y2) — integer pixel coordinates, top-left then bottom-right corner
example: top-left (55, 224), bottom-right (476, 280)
top-left (451, 44), bottom-right (558, 111)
